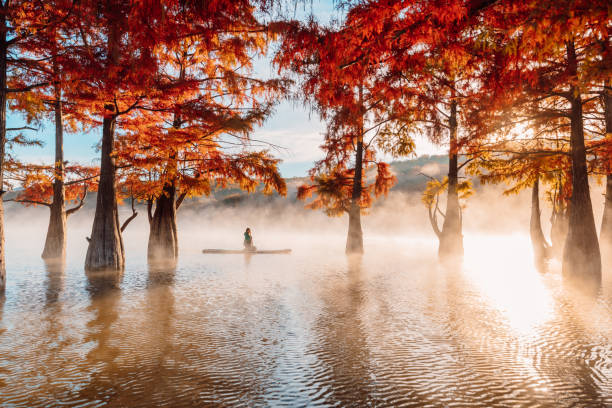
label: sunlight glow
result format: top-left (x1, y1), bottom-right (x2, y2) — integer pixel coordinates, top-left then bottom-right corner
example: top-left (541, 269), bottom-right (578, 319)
top-left (463, 234), bottom-right (555, 336)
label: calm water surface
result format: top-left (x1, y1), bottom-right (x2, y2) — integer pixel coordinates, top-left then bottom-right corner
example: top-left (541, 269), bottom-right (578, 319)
top-left (0, 234), bottom-right (611, 407)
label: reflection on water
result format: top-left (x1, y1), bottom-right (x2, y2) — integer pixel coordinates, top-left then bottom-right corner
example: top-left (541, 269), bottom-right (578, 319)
top-left (0, 235), bottom-right (611, 407)
top-left (244, 252), bottom-right (254, 266)
top-left (306, 255), bottom-right (377, 404)
top-left (44, 260), bottom-right (65, 305)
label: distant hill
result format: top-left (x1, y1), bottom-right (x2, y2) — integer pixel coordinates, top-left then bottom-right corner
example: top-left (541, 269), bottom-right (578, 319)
top-left (4, 155), bottom-right (450, 213)
top-left (182, 154), bottom-right (448, 210)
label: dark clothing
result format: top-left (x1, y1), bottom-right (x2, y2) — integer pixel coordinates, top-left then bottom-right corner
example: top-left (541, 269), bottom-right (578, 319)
top-left (244, 232), bottom-right (253, 249)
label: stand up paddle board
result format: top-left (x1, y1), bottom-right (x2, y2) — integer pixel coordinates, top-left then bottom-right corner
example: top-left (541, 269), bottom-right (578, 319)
top-left (202, 249), bottom-right (291, 254)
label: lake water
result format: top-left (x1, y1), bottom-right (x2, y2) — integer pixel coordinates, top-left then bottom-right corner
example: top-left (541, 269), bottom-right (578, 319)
top-left (0, 230), bottom-right (611, 407)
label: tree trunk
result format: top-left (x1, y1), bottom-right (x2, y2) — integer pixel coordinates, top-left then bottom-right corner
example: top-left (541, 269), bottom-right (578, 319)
top-left (84, 113), bottom-right (124, 271)
top-left (550, 206), bottom-right (568, 258)
top-left (148, 182), bottom-right (178, 263)
top-left (148, 106), bottom-right (183, 263)
top-left (346, 85), bottom-right (364, 255)
top-left (85, 17), bottom-right (124, 272)
top-left (42, 85), bottom-right (66, 260)
top-left (346, 139), bottom-right (364, 254)
top-left (530, 177), bottom-right (549, 267)
top-left (438, 100), bottom-right (463, 259)
top-left (599, 83), bottom-right (612, 255)
top-left (0, 18), bottom-right (7, 291)
top-left (562, 40), bottom-right (601, 281)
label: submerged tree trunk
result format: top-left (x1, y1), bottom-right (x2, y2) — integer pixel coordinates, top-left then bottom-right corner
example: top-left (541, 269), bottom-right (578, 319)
top-left (85, 112), bottom-right (124, 271)
top-left (550, 206), bottom-right (568, 258)
top-left (530, 177), bottom-right (550, 266)
top-left (599, 83), bottom-right (612, 255)
top-left (562, 41), bottom-right (601, 281)
top-left (438, 100), bottom-right (463, 259)
top-left (85, 19), bottom-right (124, 272)
top-left (601, 176), bottom-right (612, 254)
top-left (42, 89), bottom-right (66, 260)
top-left (346, 139), bottom-right (364, 254)
top-left (148, 106), bottom-right (183, 263)
top-left (148, 182), bottom-right (178, 263)
top-left (346, 85), bottom-right (364, 255)
top-left (0, 19), bottom-right (7, 291)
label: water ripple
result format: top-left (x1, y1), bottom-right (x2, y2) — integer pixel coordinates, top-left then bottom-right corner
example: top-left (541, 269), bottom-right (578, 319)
top-left (0, 238), bottom-right (611, 407)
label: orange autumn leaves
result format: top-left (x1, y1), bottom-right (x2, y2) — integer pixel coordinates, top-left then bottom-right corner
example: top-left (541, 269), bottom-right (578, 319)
top-left (8, 0), bottom-right (287, 208)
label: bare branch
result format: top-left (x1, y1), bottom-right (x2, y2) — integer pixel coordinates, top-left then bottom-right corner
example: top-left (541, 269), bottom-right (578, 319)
top-left (66, 186), bottom-right (88, 216)
top-left (64, 173), bottom-right (100, 186)
top-left (7, 126), bottom-right (37, 132)
top-left (147, 199), bottom-right (153, 224)
top-left (6, 81), bottom-right (50, 93)
top-left (5, 198), bottom-right (51, 207)
top-left (175, 191), bottom-right (188, 210)
top-left (120, 197), bottom-right (138, 232)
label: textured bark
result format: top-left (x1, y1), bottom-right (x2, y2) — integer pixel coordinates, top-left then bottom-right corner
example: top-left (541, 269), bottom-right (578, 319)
top-left (84, 18), bottom-right (124, 272)
top-left (346, 140), bottom-right (364, 255)
top-left (42, 89), bottom-right (66, 260)
top-left (346, 86), bottom-right (364, 255)
top-left (148, 107), bottom-right (183, 263)
top-left (346, 139), bottom-right (364, 254)
top-left (562, 41), bottom-right (601, 281)
top-left (148, 182), bottom-right (178, 262)
top-left (84, 113), bottom-right (124, 271)
top-left (530, 178), bottom-right (550, 267)
top-left (438, 100), bottom-right (463, 259)
top-left (599, 85), bottom-right (612, 255)
top-left (0, 18), bottom-right (7, 291)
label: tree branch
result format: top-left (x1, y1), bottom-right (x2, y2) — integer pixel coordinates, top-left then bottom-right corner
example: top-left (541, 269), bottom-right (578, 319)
top-left (64, 173), bottom-right (100, 186)
top-left (6, 81), bottom-right (50, 93)
top-left (147, 198), bottom-right (153, 224)
top-left (66, 186), bottom-right (88, 216)
top-left (5, 198), bottom-right (51, 207)
top-left (428, 202), bottom-right (442, 239)
top-left (7, 126), bottom-right (37, 132)
top-left (175, 191), bottom-right (188, 210)
top-left (120, 197), bottom-right (138, 232)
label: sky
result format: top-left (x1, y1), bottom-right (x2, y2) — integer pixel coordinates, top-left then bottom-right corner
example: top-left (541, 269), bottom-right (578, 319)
top-left (8, 0), bottom-right (442, 179)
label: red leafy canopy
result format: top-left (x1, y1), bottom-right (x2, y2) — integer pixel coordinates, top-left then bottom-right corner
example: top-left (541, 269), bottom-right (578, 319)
top-left (111, 1), bottom-right (288, 203)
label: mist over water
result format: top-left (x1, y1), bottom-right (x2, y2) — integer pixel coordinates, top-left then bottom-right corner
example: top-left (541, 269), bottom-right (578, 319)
top-left (1, 188), bottom-right (611, 407)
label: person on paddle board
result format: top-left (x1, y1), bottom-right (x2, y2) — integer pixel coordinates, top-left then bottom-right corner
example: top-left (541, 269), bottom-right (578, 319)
top-left (244, 228), bottom-right (255, 251)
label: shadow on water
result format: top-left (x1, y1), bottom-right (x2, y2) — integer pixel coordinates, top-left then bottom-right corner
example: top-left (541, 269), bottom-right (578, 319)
top-left (78, 262), bottom-right (182, 407)
top-left (446, 248), bottom-right (611, 406)
top-left (0, 290), bottom-right (4, 334)
top-left (43, 260), bottom-right (65, 305)
top-left (1, 237), bottom-right (611, 407)
top-left (0, 292), bottom-right (4, 389)
top-left (79, 261), bottom-right (186, 407)
top-left (532, 263), bottom-right (612, 404)
top-left (139, 261), bottom-right (178, 406)
top-left (35, 260), bottom-right (70, 404)
top-left (147, 260), bottom-right (177, 286)
top-left (543, 292), bottom-right (610, 405)
top-left (306, 254), bottom-right (379, 405)
top-left (77, 270), bottom-right (123, 405)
